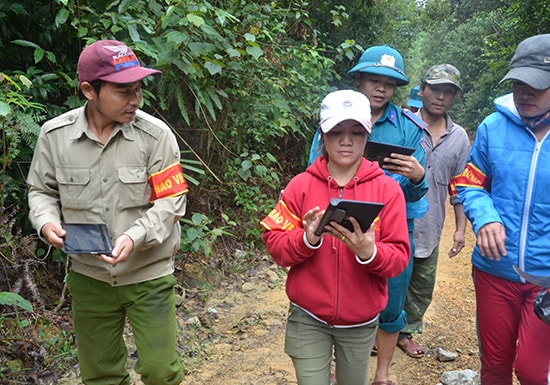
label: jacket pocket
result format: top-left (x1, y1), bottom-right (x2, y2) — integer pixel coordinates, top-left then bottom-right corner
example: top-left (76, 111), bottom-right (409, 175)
top-left (117, 166), bottom-right (150, 208)
top-left (56, 167), bottom-right (92, 209)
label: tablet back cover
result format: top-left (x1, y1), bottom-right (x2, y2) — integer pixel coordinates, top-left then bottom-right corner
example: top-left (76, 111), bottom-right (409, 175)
top-left (315, 198), bottom-right (384, 235)
top-left (331, 199), bottom-right (384, 233)
top-left (365, 140), bottom-right (415, 165)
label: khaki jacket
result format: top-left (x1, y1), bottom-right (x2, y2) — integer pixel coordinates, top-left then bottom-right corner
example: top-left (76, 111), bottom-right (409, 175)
top-left (27, 106), bottom-right (187, 286)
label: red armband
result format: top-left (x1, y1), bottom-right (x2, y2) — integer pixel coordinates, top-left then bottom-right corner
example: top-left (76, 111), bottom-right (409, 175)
top-left (449, 162), bottom-right (490, 195)
top-left (260, 200), bottom-right (302, 232)
top-left (148, 162), bottom-right (188, 202)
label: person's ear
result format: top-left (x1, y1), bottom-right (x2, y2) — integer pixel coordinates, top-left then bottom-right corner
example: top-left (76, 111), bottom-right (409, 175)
top-left (80, 82), bottom-right (96, 101)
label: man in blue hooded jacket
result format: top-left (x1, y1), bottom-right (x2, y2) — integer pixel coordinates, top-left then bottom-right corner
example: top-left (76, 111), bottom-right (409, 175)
top-left (454, 33), bottom-right (550, 385)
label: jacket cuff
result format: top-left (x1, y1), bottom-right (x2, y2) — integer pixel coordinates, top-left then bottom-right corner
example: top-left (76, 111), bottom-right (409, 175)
top-left (123, 226), bottom-right (146, 249)
top-left (356, 244), bottom-right (377, 264)
top-left (303, 232), bottom-right (323, 249)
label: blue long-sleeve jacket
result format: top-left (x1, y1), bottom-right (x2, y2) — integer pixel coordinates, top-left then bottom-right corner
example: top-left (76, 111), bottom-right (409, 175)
top-left (368, 103), bottom-right (428, 207)
top-left (455, 93), bottom-right (550, 282)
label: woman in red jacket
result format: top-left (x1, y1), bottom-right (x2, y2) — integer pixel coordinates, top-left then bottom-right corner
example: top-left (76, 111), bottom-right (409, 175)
top-left (261, 90), bottom-right (410, 385)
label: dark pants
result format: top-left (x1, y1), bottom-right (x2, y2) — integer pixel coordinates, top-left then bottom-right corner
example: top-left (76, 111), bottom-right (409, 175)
top-left (401, 244), bottom-right (439, 337)
top-left (66, 271), bottom-right (184, 385)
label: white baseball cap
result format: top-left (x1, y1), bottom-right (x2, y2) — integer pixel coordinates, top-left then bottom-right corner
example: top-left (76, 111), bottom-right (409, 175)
top-left (319, 90), bottom-right (372, 133)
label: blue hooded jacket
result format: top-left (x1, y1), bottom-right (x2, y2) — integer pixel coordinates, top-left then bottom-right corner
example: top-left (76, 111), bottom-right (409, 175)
top-left (456, 93), bottom-right (550, 282)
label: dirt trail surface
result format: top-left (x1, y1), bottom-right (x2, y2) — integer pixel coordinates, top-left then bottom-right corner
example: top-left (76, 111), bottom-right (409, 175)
top-left (181, 205), bottom-right (480, 385)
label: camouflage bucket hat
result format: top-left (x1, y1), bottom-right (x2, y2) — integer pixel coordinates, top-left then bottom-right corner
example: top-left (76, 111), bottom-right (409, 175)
top-left (421, 64), bottom-right (462, 91)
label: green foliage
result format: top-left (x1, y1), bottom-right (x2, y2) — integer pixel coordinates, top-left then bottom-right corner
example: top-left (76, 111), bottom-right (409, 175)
top-left (0, 292), bottom-right (32, 312)
top-left (181, 155), bottom-right (207, 187)
top-left (0, 73), bottom-right (44, 256)
top-left (450, 0), bottom-right (512, 22)
top-left (0, 74), bottom-right (44, 180)
top-left (179, 212), bottom-right (236, 261)
top-left (223, 150), bottom-right (281, 239)
top-left (0, 0), bottom-right (549, 381)
top-left (1, 314), bottom-right (78, 383)
top-left (0, 70), bottom-right (75, 384)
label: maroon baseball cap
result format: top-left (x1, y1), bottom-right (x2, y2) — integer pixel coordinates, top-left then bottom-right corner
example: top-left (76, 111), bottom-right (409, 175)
top-left (77, 40), bottom-right (161, 85)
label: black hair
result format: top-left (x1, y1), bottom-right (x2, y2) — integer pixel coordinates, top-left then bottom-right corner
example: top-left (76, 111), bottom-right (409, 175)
top-left (89, 79), bottom-right (104, 95)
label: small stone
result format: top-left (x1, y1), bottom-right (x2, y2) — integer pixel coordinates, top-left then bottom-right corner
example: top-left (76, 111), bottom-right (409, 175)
top-left (437, 347), bottom-right (458, 362)
top-left (186, 316), bottom-right (202, 328)
top-left (241, 282), bottom-right (255, 292)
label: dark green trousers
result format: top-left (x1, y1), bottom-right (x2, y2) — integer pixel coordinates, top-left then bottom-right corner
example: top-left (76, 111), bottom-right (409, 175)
top-left (401, 244), bottom-right (439, 337)
top-left (66, 271), bottom-right (183, 385)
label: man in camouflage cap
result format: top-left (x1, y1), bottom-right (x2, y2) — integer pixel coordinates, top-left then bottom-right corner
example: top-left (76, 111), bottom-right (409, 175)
top-left (398, 64), bottom-right (471, 358)
top-left (421, 64), bottom-right (463, 91)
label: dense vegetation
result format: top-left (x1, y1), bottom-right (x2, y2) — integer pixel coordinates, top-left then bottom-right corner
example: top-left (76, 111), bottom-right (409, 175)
top-left (1, 0), bottom-right (548, 382)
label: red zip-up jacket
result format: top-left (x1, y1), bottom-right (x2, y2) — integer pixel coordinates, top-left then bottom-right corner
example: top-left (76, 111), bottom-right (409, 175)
top-left (261, 156), bottom-right (409, 326)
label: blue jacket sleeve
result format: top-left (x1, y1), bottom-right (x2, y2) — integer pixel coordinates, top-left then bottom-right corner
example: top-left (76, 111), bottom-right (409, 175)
top-left (399, 121), bottom-right (428, 204)
top-left (456, 121), bottom-right (502, 234)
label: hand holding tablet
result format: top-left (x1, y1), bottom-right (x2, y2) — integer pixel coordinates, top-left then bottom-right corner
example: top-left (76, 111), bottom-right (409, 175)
top-left (365, 140), bottom-right (415, 167)
top-left (314, 199), bottom-right (384, 236)
top-left (62, 223), bottom-right (114, 255)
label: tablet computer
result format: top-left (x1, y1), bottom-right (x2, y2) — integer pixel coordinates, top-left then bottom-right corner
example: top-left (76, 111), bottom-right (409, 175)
top-left (314, 198), bottom-right (384, 236)
top-left (62, 223), bottom-right (114, 255)
top-left (365, 140), bottom-right (415, 167)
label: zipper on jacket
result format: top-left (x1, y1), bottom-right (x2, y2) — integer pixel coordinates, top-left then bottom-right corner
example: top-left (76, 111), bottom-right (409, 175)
top-left (519, 141), bottom-right (541, 275)
top-left (332, 186), bottom-right (344, 324)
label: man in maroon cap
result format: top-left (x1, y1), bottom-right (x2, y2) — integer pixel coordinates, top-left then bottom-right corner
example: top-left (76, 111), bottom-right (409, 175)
top-left (27, 40), bottom-right (187, 385)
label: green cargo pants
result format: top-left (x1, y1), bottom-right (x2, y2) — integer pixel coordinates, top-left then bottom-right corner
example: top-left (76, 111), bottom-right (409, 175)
top-left (66, 271), bottom-right (183, 385)
top-left (284, 305), bottom-right (377, 385)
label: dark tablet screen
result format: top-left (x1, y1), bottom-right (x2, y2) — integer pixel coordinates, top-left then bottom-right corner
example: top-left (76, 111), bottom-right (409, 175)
top-left (62, 223), bottom-right (113, 255)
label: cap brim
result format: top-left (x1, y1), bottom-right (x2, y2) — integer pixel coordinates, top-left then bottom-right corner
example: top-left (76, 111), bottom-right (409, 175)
top-left (425, 79), bottom-right (462, 91)
top-left (320, 116), bottom-right (371, 134)
top-left (348, 65), bottom-right (409, 86)
top-left (100, 67), bottom-right (162, 84)
top-left (499, 67), bottom-right (550, 90)
top-left (407, 99), bottom-right (423, 108)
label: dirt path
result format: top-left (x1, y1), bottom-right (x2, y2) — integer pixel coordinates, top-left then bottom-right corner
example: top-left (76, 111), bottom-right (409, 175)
top-left (181, 205), bottom-right (480, 385)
